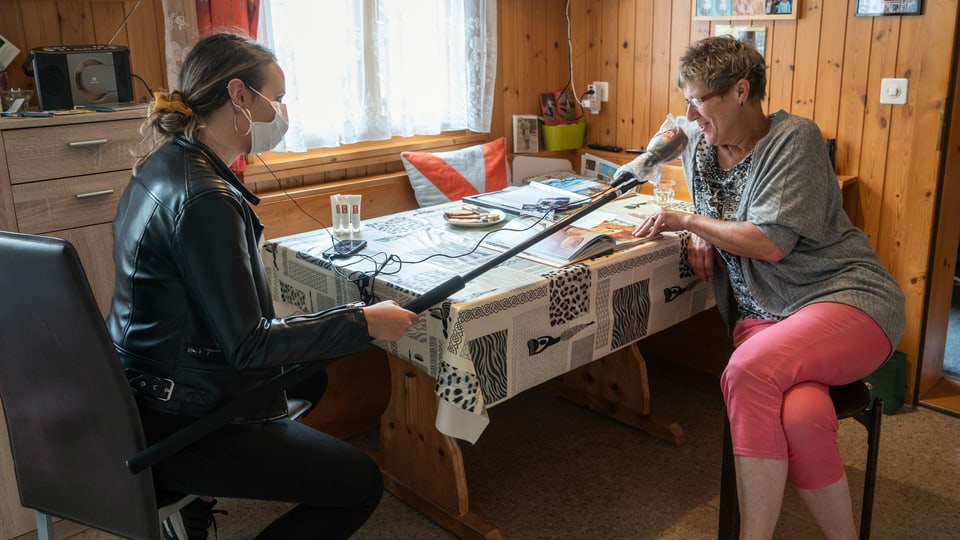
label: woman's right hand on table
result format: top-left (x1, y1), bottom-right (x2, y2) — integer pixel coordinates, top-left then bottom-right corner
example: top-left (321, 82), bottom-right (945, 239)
top-left (362, 300), bottom-right (419, 341)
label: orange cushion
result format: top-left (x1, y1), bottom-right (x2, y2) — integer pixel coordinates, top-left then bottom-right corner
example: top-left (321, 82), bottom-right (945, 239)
top-left (401, 138), bottom-right (509, 207)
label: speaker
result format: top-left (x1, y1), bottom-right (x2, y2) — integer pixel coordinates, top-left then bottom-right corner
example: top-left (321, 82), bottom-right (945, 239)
top-left (28, 45), bottom-right (133, 110)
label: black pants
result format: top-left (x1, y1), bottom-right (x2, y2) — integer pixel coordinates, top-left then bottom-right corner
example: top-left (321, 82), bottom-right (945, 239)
top-left (139, 375), bottom-right (382, 539)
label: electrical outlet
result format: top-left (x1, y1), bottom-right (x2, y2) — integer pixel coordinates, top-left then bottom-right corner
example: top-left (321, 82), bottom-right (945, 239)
top-left (593, 81), bottom-right (609, 102)
top-left (880, 78), bottom-right (908, 105)
top-left (583, 84), bottom-right (601, 114)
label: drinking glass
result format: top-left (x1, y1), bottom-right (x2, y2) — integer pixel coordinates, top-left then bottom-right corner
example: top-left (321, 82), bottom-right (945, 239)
top-left (654, 179), bottom-right (675, 206)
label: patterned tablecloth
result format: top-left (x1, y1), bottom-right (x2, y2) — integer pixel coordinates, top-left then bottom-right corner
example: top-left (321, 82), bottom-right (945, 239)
top-left (261, 193), bottom-right (714, 443)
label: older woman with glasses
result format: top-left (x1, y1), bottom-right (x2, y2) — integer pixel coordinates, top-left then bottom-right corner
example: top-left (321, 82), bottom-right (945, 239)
top-left (626, 36), bottom-right (905, 539)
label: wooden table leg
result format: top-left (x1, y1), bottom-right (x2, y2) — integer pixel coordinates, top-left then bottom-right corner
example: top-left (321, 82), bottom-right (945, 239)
top-left (549, 343), bottom-right (685, 446)
top-left (375, 353), bottom-right (502, 540)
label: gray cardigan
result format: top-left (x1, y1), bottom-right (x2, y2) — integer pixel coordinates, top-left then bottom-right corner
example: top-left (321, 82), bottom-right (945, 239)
top-left (676, 111), bottom-right (905, 348)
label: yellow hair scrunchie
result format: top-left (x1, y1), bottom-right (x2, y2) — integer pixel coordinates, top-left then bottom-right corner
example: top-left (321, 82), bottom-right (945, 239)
top-left (152, 91), bottom-right (194, 117)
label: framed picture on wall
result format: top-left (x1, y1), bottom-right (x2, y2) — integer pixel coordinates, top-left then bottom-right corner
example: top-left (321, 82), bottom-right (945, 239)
top-left (513, 115), bottom-right (540, 154)
top-left (854, 0), bottom-right (921, 16)
top-left (694, 0), bottom-right (799, 21)
top-left (715, 25), bottom-right (768, 56)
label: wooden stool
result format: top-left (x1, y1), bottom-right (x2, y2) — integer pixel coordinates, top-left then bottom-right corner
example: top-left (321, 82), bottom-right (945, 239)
top-left (718, 381), bottom-right (883, 540)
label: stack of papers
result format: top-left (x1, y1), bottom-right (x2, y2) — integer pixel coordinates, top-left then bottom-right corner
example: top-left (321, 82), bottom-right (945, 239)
top-left (463, 173), bottom-right (611, 215)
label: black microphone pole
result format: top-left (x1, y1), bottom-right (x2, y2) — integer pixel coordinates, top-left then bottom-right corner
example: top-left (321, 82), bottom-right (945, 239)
top-left (401, 176), bottom-right (646, 313)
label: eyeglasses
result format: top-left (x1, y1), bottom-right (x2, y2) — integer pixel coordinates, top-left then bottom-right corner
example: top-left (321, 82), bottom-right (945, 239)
top-left (684, 85), bottom-right (730, 109)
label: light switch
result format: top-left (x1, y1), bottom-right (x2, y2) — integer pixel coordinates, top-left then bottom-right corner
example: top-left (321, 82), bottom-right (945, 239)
top-left (880, 78), bottom-right (908, 105)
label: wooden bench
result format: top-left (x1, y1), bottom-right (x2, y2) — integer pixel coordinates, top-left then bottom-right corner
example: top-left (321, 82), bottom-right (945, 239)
top-left (256, 171), bottom-right (418, 240)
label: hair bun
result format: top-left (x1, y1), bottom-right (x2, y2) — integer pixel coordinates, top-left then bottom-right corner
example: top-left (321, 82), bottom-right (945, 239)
top-left (152, 90), bottom-right (194, 117)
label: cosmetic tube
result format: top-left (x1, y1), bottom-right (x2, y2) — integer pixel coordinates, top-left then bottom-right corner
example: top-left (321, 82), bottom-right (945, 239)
top-left (330, 194), bottom-right (345, 233)
top-left (345, 194), bottom-right (362, 232)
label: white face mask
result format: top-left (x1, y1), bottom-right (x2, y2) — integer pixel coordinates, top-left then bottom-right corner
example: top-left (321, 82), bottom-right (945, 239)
top-left (234, 86), bottom-right (289, 154)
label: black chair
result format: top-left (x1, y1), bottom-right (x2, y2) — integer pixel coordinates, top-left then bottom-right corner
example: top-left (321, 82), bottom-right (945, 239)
top-left (718, 381), bottom-right (883, 540)
top-left (0, 231), bottom-right (196, 539)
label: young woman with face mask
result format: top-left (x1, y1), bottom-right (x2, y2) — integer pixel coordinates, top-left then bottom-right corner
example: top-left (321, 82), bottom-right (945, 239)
top-left (107, 32), bottom-right (418, 539)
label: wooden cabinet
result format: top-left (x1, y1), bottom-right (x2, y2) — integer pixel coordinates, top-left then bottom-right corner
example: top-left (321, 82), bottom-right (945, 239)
top-left (0, 109), bottom-right (145, 314)
top-left (0, 108), bottom-right (145, 539)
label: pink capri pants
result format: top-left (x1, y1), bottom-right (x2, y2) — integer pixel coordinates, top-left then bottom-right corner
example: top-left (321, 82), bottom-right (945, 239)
top-left (720, 302), bottom-right (891, 489)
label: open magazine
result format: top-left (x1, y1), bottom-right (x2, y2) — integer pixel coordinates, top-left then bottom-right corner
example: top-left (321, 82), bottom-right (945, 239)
top-left (462, 172), bottom-right (611, 215)
top-left (482, 215), bottom-right (648, 267)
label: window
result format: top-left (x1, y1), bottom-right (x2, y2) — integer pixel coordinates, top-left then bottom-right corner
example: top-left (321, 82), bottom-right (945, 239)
top-left (259, 0), bottom-right (497, 152)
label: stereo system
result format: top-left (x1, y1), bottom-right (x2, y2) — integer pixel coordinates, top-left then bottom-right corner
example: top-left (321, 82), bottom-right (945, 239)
top-left (26, 44), bottom-right (134, 111)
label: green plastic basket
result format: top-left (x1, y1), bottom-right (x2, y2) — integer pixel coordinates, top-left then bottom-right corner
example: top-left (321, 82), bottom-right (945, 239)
top-left (542, 121), bottom-right (586, 151)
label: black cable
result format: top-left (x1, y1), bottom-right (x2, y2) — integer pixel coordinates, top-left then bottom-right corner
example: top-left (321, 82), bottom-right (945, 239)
top-left (131, 73), bottom-right (153, 97)
top-left (252, 156), bottom-right (562, 305)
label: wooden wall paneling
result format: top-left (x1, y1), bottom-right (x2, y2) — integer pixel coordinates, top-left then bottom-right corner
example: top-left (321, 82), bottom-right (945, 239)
top-left (614, 0), bottom-right (638, 147)
top-left (117, 0), bottom-right (167, 102)
top-left (667, 0), bottom-right (695, 115)
top-left (629, 1), bottom-right (655, 147)
top-left (835, 13), bottom-right (871, 228)
top-left (811, 0), bottom-right (848, 139)
top-left (765, 19), bottom-right (798, 114)
top-left (791, 1), bottom-right (823, 118)
top-left (870, 13), bottom-right (925, 394)
top-left (529, 1), bottom-right (555, 113)
top-left (649, 0), bottom-right (673, 141)
top-left (19, 3), bottom-right (62, 55)
top-left (595, 0), bottom-right (620, 144)
top-left (497, 0), bottom-right (519, 148)
top-left (89, 2), bottom-right (125, 43)
top-left (12, 1), bottom-right (61, 99)
top-left (568, 0), bottom-right (587, 129)
top-left (53, 1), bottom-right (97, 44)
top-left (856, 17), bottom-right (899, 246)
top-left (522, 0), bottom-right (547, 132)
top-left (575, 0), bottom-right (603, 144)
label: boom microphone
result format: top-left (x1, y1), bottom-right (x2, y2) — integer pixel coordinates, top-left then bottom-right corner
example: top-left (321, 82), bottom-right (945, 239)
top-left (643, 124), bottom-right (689, 167)
top-left (611, 122), bottom-right (690, 189)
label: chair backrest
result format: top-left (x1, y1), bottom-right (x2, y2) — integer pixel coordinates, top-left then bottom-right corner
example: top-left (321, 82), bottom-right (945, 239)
top-left (511, 155), bottom-right (575, 185)
top-left (0, 232), bottom-right (162, 539)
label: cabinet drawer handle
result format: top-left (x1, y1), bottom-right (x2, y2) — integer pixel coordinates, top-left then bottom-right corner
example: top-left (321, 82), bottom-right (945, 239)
top-left (68, 139), bottom-right (109, 148)
top-left (76, 189), bottom-right (116, 199)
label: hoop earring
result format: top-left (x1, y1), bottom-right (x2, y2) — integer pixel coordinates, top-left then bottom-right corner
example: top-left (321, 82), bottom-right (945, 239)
top-left (232, 102), bottom-right (253, 136)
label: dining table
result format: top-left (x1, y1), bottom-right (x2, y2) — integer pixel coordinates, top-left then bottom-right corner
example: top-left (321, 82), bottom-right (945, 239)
top-left (261, 191), bottom-right (715, 539)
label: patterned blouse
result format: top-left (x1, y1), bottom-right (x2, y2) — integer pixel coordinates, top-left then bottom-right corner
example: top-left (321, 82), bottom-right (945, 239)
top-left (691, 138), bottom-right (783, 323)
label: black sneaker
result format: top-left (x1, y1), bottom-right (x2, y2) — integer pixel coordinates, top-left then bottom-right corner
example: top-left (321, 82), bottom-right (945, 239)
top-left (179, 497), bottom-right (228, 540)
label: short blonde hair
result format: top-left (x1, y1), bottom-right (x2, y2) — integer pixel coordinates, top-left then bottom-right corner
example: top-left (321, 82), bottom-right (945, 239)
top-left (677, 36), bottom-right (767, 101)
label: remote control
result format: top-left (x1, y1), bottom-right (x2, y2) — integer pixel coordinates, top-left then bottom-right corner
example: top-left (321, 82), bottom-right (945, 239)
top-left (587, 143), bottom-right (623, 152)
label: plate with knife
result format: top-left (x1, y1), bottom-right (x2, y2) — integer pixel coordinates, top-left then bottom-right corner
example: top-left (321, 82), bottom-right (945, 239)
top-left (442, 204), bottom-right (507, 228)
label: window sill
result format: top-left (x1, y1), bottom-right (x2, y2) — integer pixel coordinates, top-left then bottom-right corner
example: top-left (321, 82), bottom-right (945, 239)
top-left (242, 130), bottom-right (489, 185)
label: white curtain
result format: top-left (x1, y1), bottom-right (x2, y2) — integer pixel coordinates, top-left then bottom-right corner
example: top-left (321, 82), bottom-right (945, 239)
top-left (160, 0), bottom-right (200, 90)
top-left (259, 0), bottom-right (497, 152)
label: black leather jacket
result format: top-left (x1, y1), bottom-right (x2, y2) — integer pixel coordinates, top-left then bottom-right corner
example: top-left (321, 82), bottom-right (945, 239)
top-left (106, 136), bottom-right (370, 422)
